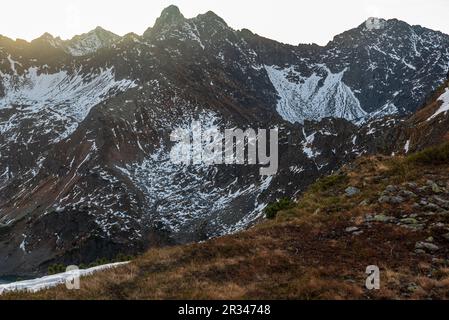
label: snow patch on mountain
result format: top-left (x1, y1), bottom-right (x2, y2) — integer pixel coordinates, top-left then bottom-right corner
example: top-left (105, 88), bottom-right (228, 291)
top-left (364, 17), bottom-right (387, 31)
top-left (265, 65), bottom-right (367, 124)
top-left (359, 102), bottom-right (399, 124)
top-left (0, 67), bottom-right (136, 142)
top-left (302, 130), bottom-right (321, 159)
top-left (6, 55), bottom-right (20, 74)
top-left (428, 88), bottom-right (449, 121)
top-left (116, 111), bottom-right (272, 237)
top-left (404, 140), bottom-right (410, 153)
top-left (67, 33), bottom-right (105, 56)
top-left (117, 152), bottom-right (271, 236)
top-left (0, 262), bottom-right (128, 294)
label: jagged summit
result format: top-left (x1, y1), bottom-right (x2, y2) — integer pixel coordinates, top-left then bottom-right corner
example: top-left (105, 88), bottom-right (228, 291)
top-left (65, 27), bottom-right (120, 56)
top-left (356, 17), bottom-right (418, 34)
top-left (142, 5), bottom-right (186, 38)
top-left (31, 32), bottom-right (64, 49)
top-left (25, 26), bottom-right (120, 56)
top-left (38, 32), bottom-right (56, 40)
top-left (195, 10), bottom-right (228, 27)
top-left (159, 4), bottom-right (184, 19)
top-left (153, 5), bottom-right (185, 28)
top-left (142, 5), bottom-right (231, 45)
top-left (69, 26), bottom-right (119, 41)
top-left (34, 32), bottom-right (61, 42)
top-left (363, 17), bottom-right (388, 30)
top-left (92, 26), bottom-right (109, 33)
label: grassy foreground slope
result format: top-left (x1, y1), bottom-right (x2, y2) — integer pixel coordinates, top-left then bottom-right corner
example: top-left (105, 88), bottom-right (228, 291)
top-left (3, 144), bottom-right (449, 300)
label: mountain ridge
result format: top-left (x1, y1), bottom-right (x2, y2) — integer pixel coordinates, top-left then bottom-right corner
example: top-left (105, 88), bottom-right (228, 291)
top-left (2, 10), bottom-right (448, 51)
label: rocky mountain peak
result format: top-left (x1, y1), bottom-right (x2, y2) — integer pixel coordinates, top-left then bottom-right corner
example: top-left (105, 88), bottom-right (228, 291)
top-left (65, 26), bottom-right (119, 56)
top-left (93, 26), bottom-right (107, 32)
top-left (143, 5), bottom-right (186, 38)
top-left (154, 5), bottom-right (185, 28)
top-left (363, 17), bottom-right (388, 31)
top-left (39, 32), bottom-right (55, 40)
top-left (356, 17), bottom-right (416, 36)
top-left (195, 10), bottom-right (228, 28)
top-left (89, 26), bottom-right (118, 39)
top-left (84, 26), bottom-right (119, 41)
top-left (32, 32), bottom-right (64, 49)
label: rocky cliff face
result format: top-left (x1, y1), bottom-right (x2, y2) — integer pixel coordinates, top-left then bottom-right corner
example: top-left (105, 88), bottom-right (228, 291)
top-left (0, 6), bottom-right (449, 276)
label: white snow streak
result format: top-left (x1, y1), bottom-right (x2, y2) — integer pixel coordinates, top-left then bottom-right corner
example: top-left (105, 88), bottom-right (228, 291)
top-left (0, 262), bottom-right (129, 295)
top-left (0, 67), bottom-right (136, 142)
top-left (404, 140), bottom-right (410, 153)
top-left (428, 88), bottom-right (449, 121)
top-left (265, 65), bottom-right (366, 124)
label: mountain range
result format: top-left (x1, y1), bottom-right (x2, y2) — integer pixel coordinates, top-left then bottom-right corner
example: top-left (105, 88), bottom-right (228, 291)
top-left (1, 5), bottom-right (449, 276)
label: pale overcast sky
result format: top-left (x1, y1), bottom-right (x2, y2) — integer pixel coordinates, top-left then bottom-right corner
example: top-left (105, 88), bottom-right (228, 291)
top-left (1, 0), bottom-right (448, 45)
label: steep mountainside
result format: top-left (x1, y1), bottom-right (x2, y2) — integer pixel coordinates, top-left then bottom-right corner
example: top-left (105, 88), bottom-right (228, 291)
top-left (4, 142), bottom-right (449, 299)
top-left (393, 79), bottom-right (449, 153)
top-left (242, 16), bottom-right (449, 121)
top-left (1, 5), bottom-right (449, 276)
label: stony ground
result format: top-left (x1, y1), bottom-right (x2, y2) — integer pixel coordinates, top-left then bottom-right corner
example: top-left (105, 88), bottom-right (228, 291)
top-left (2, 144), bottom-right (449, 300)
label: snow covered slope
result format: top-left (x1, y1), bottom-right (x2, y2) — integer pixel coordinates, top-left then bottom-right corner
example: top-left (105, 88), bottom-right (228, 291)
top-left (0, 66), bottom-right (136, 143)
top-left (116, 111), bottom-right (273, 238)
top-left (265, 65), bottom-right (367, 123)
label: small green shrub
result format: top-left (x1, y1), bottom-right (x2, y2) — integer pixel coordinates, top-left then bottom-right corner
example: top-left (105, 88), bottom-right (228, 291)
top-left (47, 264), bottom-right (66, 275)
top-left (114, 253), bottom-right (134, 263)
top-left (406, 143), bottom-right (449, 165)
top-left (88, 258), bottom-right (110, 269)
top-left (264, 198), bottom-right (294, 219)
top-left (47, 254), bottom-right (134, 275)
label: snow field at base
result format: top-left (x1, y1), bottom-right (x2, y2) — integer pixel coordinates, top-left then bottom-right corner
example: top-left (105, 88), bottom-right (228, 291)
top-left (0, 262), bottom-right (129, 294)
